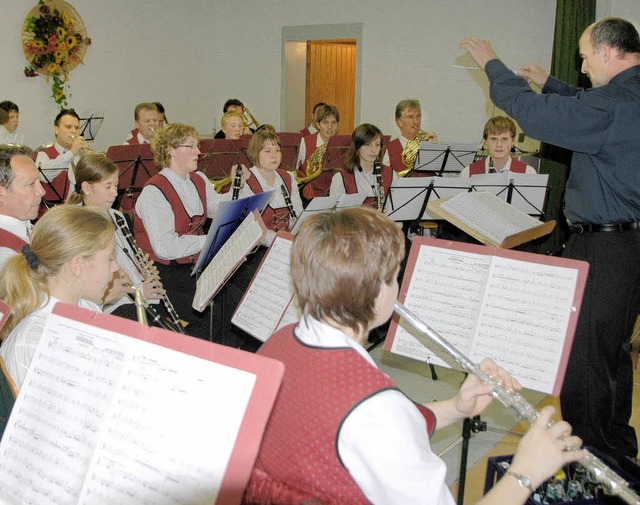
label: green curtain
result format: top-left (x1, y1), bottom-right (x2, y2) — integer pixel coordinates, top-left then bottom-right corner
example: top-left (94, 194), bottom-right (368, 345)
top-left (541, 0), bottom-right (596, 163)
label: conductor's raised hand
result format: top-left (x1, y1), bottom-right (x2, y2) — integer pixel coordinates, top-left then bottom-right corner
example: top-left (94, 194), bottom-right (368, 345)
top-left (459, 36), bottom-right (499, 71)
top-left (518, 63), bottom-right (550, 88)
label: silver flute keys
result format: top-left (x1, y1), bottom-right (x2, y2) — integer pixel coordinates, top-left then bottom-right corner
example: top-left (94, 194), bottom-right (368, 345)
top-left (373, 160), bottom-right (384, 210)
top-left (393, 302), bottom-right (640, 505)
top-left (112, 213), bottom-right (186, 334)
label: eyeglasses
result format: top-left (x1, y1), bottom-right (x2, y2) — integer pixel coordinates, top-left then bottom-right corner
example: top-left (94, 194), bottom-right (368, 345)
top-left (176, 144), bottom-right (200, 150)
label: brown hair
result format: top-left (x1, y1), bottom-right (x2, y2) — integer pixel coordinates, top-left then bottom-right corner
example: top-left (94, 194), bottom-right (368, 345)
top-left (315, 104), bottom-right (340, 124)
top-left (291, 207), bottom-right (404, 333)
top-left (247, 130), bottom-right (283, 167)
top-left (344, 123), bottom-right (384, 173)
top-left (395, 99), bottom-right (421, 121)
top-left (482, 116), bottom-right (516, 140)
top-left (134, 102), bottom-right (158, 121)
top-left (151, 123), bottom-right (200, 168)
top-left (67, 153), bottom-right (119, 204)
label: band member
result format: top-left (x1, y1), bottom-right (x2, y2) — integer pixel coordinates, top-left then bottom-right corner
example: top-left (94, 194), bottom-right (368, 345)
top-left (0, 145), bottom-right (45, 269)
top-left (244, 206), bottom-right (585, 505)
top-left (384, 99), bottom-right (439, 176)
top-left (213, 130), bottom-right (303, 352)
top-left (0, 205), bottom-right (117, 388)
top-left (35, 109), bottom-right (90, 201)
top-left (124, 102), bottom-right (159, 145)
top-left (217, 111), bottom-right (245, 140)
top-left (0, 101), bottom-right (26, 146)
top-left (299, 101), bottom-right (326, 137)
top-left (329, 123), bottom-right (397, 209)
top-left (459, 116), bottom-right (536, 177)
top-left (67, 153), bottom-right (166, 323)
top-left (155, 102), bottom-right (168, 129)
top-left (134, 123), bottom-right (247, 340)
top-left (214, 99), bottom-right (254, 138)
top-left (297, 104), bottom-right (340, 199)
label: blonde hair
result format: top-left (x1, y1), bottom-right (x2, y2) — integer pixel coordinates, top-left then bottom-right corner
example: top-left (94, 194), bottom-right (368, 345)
top-left (67, 153), bottom-right (119, 205)
top-left (291, 207), bottom-right (404, 333)
top-left (220, 111), bottom-right (243, 128)
top-left (247, 130), bottom-right (282, 166)
top-left (151, 123), bottom-right (200, 168)
top-left (0, 206), bottom-right (114, 339)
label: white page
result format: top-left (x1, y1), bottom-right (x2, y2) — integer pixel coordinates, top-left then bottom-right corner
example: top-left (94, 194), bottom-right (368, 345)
top-left (232, 236), bottom-right (294, 342)
top-left (391, 245), bottom-right (491, 366)
top-left (0, 311), bottom-right (257, 504)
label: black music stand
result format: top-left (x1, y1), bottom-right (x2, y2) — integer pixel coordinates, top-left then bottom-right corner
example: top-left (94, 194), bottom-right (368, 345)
top-left (38, 167), bottom-right (69, 206)
top-left (469, 172), bottom-right (550, 218)
top-left (276, 132), bottom-right (302, 171)
top-left (77, 109), bottom-right (105, 141)
top-left (415, 141), bottom-right (478, 176)
top-left (198, 139), bottom-right (250, 180)
top-left (106, 144), bottom-right (159, 213)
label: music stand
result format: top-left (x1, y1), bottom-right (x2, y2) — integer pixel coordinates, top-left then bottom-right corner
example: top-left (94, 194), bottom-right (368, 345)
top-left (468, 172), bottom-right (550, 217)
top-left (106, 144), bottom-right (159, 213)
top-left (415, 141), bottom-right (478, 175)
top-left (276, 132), bottom-right (302, 171)
top-left (198, 139), bottom-right (250, 180)
top-left (290, 192), bottom-right (366, 234)
top-left (76, 108), bottom-right (105, 141)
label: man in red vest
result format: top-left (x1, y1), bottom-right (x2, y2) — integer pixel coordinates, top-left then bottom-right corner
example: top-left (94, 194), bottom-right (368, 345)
top-left (0, 145), bottom-right (45, 268)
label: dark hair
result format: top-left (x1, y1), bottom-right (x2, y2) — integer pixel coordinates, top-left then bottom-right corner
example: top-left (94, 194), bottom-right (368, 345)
top-left (223, 99), bottom-right (244, 113)
top-left (0, 145), bottom-right (34, 189)
top-left (0, 101), bottom-right (19, 114)
top-left (591, 17), bottom-right (640, 55)
top-left (154, 102), bottom-right (165, 114)
top-left (315, 104), bottom-right (340, 124)
top-left (291, 207), bottom-right (404, 334)
top-left (312, 102), bottom-right (326, 114)
top-left (344, 124), bottom-right (384, 173)
top-left (54, 108), bottom-right (80, 126)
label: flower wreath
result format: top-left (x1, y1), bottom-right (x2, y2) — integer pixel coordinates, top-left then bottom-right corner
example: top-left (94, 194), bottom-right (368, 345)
top-left (22, 0), bottom-right (91, 108)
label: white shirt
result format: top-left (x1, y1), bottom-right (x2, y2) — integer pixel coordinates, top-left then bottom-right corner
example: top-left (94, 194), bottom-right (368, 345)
top-left (296, 317), bottom-right (455, 505)
top-left (135, 168), bottom-right (232, 261)
top-left (34, 142), bottom-right (78, 188)
top-left (297, 133), bottom-right (325, 168)
top-left (243, 166), bottom-right (303, 245)
top-left (0, 215), bottom-right (31, 270)
top-left (329, 167), bottom-right (399, 202)
top-left (458, 157), bottom-right (537, 178)
top-left (122, 131), bottom-right (149, 145)
top-left (0, 297), bottom-right (101, 389)
top-left (0, 126), bottom-right (26, 146)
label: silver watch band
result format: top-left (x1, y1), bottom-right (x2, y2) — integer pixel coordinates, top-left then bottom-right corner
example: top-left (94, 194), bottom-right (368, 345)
top-left (505, 470), bottom-right (535, 492)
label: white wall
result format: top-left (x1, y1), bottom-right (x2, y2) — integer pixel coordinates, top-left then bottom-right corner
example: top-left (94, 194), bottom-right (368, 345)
top-left (1, 0), bottom-right (637, 152)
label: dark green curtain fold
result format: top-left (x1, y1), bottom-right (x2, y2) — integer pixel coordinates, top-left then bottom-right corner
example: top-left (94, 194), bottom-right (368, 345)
top-left (540, 0), bottom-right (596, 163)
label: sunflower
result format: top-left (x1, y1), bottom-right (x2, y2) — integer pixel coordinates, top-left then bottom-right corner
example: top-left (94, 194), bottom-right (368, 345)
top-left (46, 62), bottom-right (61, 74)
top-left (67, 35), bottom-right (76, 49)
top-left (62, 11), bottom-right (70, 25)
top-left (56, 26), bottom-right (66, 39)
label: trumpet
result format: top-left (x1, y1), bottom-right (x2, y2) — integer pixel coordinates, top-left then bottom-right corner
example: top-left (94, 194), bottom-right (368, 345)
top-left (242, 105), bottom-right (260, 130)
top-left (394, 302), bottom-right (640, 505)
top-left (112, 213), bottom-right (186, 334)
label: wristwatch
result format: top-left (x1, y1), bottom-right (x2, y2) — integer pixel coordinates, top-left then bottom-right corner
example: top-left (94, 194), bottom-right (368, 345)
top-left (505, 470), bottom-right (535, 493)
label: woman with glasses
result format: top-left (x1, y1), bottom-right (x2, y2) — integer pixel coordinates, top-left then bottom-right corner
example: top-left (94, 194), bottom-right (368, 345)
top-left (134, 123), bottom-right (247, 339)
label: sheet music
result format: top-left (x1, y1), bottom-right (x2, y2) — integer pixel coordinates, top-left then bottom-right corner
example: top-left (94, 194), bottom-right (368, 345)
top-left (291, 193), bottom-right (366, 233)
top-left (391, 245), bottom-right (578, 393)
top-left (232, 236), bottom-right (295, 341)
top-left (0, 311), bottom-right (258, 504)
top-left (193, 211), bottom-right (265, 312)
top-left (440, 191), bottom-right (543, 245)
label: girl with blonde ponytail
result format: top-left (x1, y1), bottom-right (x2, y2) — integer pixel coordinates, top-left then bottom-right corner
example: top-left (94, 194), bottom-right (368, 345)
top-left (0, 205), bottom-right (117, 388)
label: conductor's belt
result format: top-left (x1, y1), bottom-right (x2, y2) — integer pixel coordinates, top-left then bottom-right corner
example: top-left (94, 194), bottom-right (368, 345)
top-left (567, 220), bottom-right (640, 234)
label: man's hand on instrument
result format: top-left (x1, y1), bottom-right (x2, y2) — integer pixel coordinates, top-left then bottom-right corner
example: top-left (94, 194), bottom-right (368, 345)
top-left (459, 36), bottom-right (499, 71)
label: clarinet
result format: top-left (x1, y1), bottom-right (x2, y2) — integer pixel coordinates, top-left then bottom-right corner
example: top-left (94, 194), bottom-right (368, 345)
top-left (393, 301), bottom-right (640, 505)
top-left (373, 160), bottom-right (384, 210)
top-left (231, 167), bottom-right (242, 200)
top-left (112, 213), bottom-right (186, 334)
top-left (280, 184), bottom-right (297, 220)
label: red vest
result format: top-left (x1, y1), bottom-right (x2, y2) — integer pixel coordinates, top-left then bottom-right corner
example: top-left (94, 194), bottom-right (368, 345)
top-left (0, 229), bottom-right (28, 253)
top-left (246, 169), bottom-right (293, 232)
top-left (339, 165), bottom-right (393, 209)
top-left (39, 145), bottom-right (70, 202)
top-left (133, 173), bottom-right (207, 265)
top-left (468, 157), bottom-right (528, 176)
top-left (245, 324), bottom-right (436, 504)
top-left (126, 129), bottom-right (141, 145)
top-left (386, 138), bottom-right (404, 174)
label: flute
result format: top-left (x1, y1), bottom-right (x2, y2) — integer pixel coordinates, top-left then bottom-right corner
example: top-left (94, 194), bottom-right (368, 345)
top-left (393, 301), bottom-right (640, 505)
top-left (280, 184), bottom-right (297, 220)
top-left (112, 213), bottom-right (186, 334)
top-left (231, 167), bottom-right (242, 200)
top-left (373, 160), bottom-right (384, 210)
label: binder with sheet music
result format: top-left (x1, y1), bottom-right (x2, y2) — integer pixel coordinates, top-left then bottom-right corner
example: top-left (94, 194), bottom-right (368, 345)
top-left (385, 237), bottom-right (589, 395)
top-left (0, 302), bottom-right (284, 504)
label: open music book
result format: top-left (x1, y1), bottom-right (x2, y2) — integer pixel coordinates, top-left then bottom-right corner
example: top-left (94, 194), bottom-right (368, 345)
top-left (232, 233), bottom-right (298, 342)
top-left (192, 210), bottom-right (267, 312)
top-left (427, 191), bottom-right (556, 248)
top-left (385, 237), bottom-right (589, 395)
top-left (0, 303), bottom-right (283, 504)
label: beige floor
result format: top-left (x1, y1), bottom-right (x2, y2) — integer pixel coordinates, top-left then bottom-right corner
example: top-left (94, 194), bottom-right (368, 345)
top-left (450, 325), bottom-right (640, 504)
